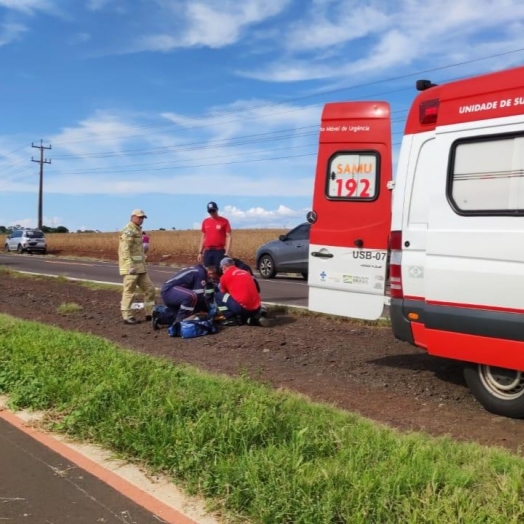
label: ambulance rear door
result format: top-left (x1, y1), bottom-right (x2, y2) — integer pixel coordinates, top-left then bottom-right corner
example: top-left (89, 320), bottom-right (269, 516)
top-left (308, 102), bottom-right (392, 320)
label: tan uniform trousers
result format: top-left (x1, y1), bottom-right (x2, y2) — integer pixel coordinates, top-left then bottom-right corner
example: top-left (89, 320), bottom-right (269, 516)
top-left (121, 273), bottom-right (156, 320)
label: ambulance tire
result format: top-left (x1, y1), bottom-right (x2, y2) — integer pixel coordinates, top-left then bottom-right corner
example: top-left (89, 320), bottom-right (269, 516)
top-left (463, 363), bottom-right (524, 418)
top-left (258, 254), bottom-right (276, 279)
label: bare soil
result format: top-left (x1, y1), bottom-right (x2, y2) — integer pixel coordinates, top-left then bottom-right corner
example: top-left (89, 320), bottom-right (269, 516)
top-left (1, 273), bottom-right (523, 453)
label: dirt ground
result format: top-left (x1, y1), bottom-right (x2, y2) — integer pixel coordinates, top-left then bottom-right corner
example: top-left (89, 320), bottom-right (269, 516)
top-left (1, 273), bottom-right (523, 454)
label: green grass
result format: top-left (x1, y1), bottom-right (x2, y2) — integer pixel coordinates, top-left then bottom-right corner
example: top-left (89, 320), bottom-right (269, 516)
top-left (0, 266), bottom-right (50, 280)
top-left (56, 302), bottom-right (83, 314)
top-left (1, 316), bottom-right (524, 522)
top-left (267, 303), bottom-right (391, 326)
top-left (76, 280), bottom-right (121, 291)
top-left (0, 266), bottom-right (121, 291)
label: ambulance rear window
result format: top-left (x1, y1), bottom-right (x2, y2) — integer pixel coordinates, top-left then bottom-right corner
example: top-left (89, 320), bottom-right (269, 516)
top-left (325, 151), bottom-right (379, 201)
top-left (449, 133), bottom-right (524, 215)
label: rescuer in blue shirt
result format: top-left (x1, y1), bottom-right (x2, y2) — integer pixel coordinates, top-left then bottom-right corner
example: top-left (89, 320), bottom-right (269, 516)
top-left (160, 264), bottom-right (217, 323)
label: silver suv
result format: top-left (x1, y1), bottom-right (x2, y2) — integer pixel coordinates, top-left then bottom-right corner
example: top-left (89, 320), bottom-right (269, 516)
top-left (4, 229), bottom-right (47, 254)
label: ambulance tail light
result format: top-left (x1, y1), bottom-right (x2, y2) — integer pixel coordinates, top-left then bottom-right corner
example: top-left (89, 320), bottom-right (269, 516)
top-left (389, 230), bottom-right (403, 299)
top-left (419, 99), bottom-right (439, 125)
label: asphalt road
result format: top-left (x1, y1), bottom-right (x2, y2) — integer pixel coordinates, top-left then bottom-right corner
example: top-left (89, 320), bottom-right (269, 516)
top-left (0, 253), bottom-right (309, 308)
top-left (0, 416), bottom-right (173, 524)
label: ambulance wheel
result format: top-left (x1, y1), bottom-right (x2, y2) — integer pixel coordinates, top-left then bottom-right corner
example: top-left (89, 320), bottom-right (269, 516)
top-left (258, 254), bottom-right (276, 279)
top-left (463, 363), bottom-right (524, 418)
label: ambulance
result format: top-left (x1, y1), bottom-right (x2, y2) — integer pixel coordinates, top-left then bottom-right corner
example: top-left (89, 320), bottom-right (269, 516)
top-left (308, 65), bottom-right (524, 418)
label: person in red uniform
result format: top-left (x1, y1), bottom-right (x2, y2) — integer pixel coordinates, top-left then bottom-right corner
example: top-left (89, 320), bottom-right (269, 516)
top-left (215, 257), bottom-right (266, 326)
top-left (197, 201), bottom-right (232, 269)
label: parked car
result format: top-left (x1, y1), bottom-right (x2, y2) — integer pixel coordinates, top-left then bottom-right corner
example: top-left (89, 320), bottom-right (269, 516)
top-left (4, 229), bottom-right (47, 254)
top-left (256, 222), bottom-right (310, 279)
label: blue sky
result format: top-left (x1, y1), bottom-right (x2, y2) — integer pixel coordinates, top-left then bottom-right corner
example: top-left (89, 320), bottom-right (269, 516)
top-left (0, 0), bottom-right (524, 232)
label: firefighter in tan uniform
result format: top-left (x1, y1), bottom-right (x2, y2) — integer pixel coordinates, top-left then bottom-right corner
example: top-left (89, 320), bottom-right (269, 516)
top-left (118, 209), bottom-right (156, 325)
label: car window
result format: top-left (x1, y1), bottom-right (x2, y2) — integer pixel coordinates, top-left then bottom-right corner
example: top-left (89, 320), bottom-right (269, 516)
top-left (12, 231), bottom-right (21, 238)
top-left (286, 224), bottom-right (310, 241)
top-left (25, 230), bottom-right (44, 238)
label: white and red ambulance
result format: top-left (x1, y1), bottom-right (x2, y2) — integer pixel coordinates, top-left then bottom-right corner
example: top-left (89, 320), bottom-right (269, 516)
top-left (308, 65), bottom-right (524, 418)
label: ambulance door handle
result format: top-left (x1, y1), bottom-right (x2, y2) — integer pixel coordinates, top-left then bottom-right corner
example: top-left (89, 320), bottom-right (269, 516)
top-left (354, 239), bottom-right (364, 248)
top-left (311, 252), bottom-right (333, 258)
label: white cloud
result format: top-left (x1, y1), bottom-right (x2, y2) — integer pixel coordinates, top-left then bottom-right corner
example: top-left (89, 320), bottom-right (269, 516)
top-left (0, 22), bottom-right (27, 46)
top-left (192, 205), bottom-right (306, 229)
top-left (135, 0), bottom-right (291, 51)
top-left (6, 215), bottom-right (61, 228)
top-left (86, 0), bottom-right (127, 14)
top-left (283, 3), bottom-right (390, 52)
top-left (225, 204), bottom-right (305, 224)
top-left (0, 0), bottom-right (55, 14)
top-left (69, 32), bottom-right (91, 45)
top-left (21, 172), bottom-right (314, 197)
top-left (0, 98), bottom-right (318, 200)
top-left (49, 110), bottom-right (145, 159)
top-left (86, 0), bottom-right (111, 10)
top-left (183, 0), bottom-right (290, 48)
top-left (136, 34), bottom-right (176, 52)
top-left (240, 0), bottom-right (524, 83)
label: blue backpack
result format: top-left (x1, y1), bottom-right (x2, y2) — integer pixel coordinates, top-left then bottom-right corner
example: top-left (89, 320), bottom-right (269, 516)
top-left (151, 305), bottom-right (176, 330)
top-left (168, 318), bottom-right (217, 338)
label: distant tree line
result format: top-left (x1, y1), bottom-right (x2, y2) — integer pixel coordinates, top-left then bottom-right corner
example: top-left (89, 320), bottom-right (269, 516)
top-left (0, 225), bottom-right (70, 234)
top-left (0, 226), bottom-right (182, 234)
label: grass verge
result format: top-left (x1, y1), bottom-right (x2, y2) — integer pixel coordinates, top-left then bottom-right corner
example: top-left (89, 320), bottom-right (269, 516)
top-left (57, 302), bottom-right (83, 314)
top-left (1, 314), bottom-right (523, 523)
top-left (0, 266), bottom-right (121, 291)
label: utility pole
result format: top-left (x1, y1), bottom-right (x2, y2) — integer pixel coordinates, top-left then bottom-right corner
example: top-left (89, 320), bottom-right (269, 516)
top-left (32, 140), bottom-right (52, 230)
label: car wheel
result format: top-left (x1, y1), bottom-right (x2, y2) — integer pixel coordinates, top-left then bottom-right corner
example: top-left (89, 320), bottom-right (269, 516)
top-left (258, 254), bottom-right (276, 279)
top-left (17, 244), bottom-right (25, 254)
top-left (463, 363), bottom-right (524, 418)
top-left (42, 249), bottom-right (47, 255)
top-left (301, 273), bottom-right (308, 280)
top-left (4, 243), bottom-right (9, 252)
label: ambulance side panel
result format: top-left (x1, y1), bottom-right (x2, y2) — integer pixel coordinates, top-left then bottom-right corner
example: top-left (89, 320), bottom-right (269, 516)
top-left (394, 67), bottom-right (524, 370)
top-left (425, 116), bottom-right (524, 370)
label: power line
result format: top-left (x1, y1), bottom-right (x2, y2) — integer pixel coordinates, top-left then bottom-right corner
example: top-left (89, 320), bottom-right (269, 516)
top-left (64, 128), bottom-right (408, 176)
top-left (52, 110), bottom-right (410, 163)
top-left (53, 46), bottom-right (524, 146)
top-left (0, 159), bottom-right (28, 176)
top-left (0, 144), bottom-right (29, 160)
top-left (8, 50), bottom-right (523, 185)
top-left (52, 125), bottom-right (322, 159)
top-left (58, 142), bottom-right (320, 175)
top-left (64, 152), bottom-right (318, 175)
top-left (56, 119), bottom-right (408, 176)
